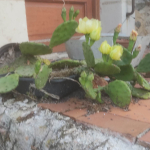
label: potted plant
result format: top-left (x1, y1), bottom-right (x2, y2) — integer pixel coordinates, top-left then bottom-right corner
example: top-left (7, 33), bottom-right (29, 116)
top-left (0, 7), bottom-right (82, 99)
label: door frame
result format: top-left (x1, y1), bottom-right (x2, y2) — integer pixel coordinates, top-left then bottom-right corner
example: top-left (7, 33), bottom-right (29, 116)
top-left (25, 0), bottom-right (100, 19)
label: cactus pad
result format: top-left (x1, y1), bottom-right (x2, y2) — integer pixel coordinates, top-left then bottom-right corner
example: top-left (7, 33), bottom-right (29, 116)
top-left (113, 64), bottom-right (135, 81)
top-left (49, 20), bottom-right (78, 48)
top-left (104, 80), bottom-right (131, 108)
top-left (94, 62), bottom-right (120, 76)
top-left (20, 42), bottom-right (52, 55)
top-left (0, 55), bottom-right (37, 75)
top-left (49, 59), bottom-right (82, 70)
top-left (136, 53), bottom-right (150, 73)
top-left (15, 65), bottom-right (35, 77)
top-left (82, 42), bottom-right (95, 68)
top-left (127, 83), bottom-right (150, 99)
top-left (35, 65), bottom-right (52, 89)
top-left (114, 48), bottom-right (132, 66)
top-left (0, 74), bottom-right (19, 93)
top-left (79, 72), bottom-right (103, 103)
top-left (135, 72), bottom-right (150, 91)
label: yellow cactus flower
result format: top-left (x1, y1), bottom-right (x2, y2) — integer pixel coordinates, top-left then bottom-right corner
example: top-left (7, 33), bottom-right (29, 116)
top-left (115, 24), bottom-right (122, 33)
top-left (130, 30), bottom-right (138, 41)
top-left (110, 45), bottom-right (123, 60)
top-left (99, 41), bottom-right (111, 54)
top-left (43, 59), bottom-right (51, 66)
top-left (90, 27), bottom-right (102, 41)
top-left (76, 17), bottom-right (101, 34)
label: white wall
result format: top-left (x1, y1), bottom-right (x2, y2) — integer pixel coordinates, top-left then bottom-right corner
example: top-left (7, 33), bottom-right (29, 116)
top-left (100, 0), bottom-right (135, 36)
top-left (0, 0), bottom-right (28, 48)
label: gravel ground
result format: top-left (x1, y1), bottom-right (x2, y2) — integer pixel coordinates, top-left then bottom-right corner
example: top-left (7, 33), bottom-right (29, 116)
top-left (0, 96), bottom-right (149, 150)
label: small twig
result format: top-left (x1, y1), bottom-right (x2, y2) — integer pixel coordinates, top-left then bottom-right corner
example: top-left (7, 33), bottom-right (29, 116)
top-left (30, 84), bottom-right (60, 100)
top-left (5, 72), bottom-right (11, 77)
top-left (52, 77), bottom-right (82, 87)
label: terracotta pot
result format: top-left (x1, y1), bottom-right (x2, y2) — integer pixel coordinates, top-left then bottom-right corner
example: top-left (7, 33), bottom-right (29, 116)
top-left (116, 38), bottom-right (129, 48)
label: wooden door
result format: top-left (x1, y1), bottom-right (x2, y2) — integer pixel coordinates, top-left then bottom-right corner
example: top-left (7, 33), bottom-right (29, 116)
top-left (25, 0), bottom-right (100, 52)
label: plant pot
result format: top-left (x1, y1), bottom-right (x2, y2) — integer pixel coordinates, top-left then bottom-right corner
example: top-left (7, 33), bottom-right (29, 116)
top-left (0, 43), bottom-right (20, 55)
top-left (116, 38), bottom-right (129, 48)
top-left (16, 75), bottom-right (80, 99)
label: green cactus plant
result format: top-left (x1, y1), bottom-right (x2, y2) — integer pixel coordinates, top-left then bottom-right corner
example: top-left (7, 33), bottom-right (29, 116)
top-left (0, 55), bottom-right (37, 75)
top-left (82, 42), bottom-right (95, 68)
top-left (73, 10), bottom-right (80, 19)
top-left (69, 6), bottom-right (74, 20)
top-left (35, 65), bottom-right (52, 89)
top-left (79, 71), bottom-right (103, 103)
top-left (113, 64), bottom-right (135, 81)
top-left (15, 65), bottom-right (35, 77)
top-left (0, 74), bottom-right (19, 93)
top-left (127, 83), bottom-right (150, 99)
top-left (114, 48), bottom-right (132, 66)
top-left (61, 7), bottom-right (66, 22)
top-left (136, 53), bottom-right (150, 73)
top-left (34, 60), bottom-right (41, 74)
top-left (94, 62), bottom-right (120, 76)
top-left (49, 59), bottom-right (82, 70)
top-left (135, 71), bottom-right (150, 91)
top-left (104, 80), bottom-right (131, 108)
top-left (49, 20), bottom-right (78, 48)
top-left (20, 42), bottom-right (52, 55)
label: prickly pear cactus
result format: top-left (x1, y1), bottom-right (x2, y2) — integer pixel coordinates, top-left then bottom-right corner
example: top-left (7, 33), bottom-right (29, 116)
top-left (0, 74), bottom-right (19, 93)
top-left (35, 60), bottom-right (41, 74)
top-left (114, 48), bottom-right (132, 66)
top-left (49, 59), bottom-right (82, 70)
top-left (127, 83), bottom-right (150, 99)
top-left (49, 20), bottom-right (78, 48)
top-left (135, 71), bottom-right (150, 91)
top-left (136, 53), bottom-right (150, 73)
top-left (104, 80), bottom-right (131, 108)
top-left (79, 72), bottom-right (103, 103)
top-left (20, 42), bottom-right (52, 55)
top-left (0, 55), bottom-right (37, 75)
top-left (94, 62), bottom-right (120, 76)
top-left (113, 64), bottom-right (135, 81)
top-left (35, 65), bottom-right (52, 89)
top-left (15, 65), bottom-right (35, 77)
top-left (82, 42), bottom-right (95, 68)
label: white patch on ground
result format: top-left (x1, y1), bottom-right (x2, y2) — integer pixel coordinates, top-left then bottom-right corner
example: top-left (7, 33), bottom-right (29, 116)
top-left (0, 97), bottom-right (149, 150)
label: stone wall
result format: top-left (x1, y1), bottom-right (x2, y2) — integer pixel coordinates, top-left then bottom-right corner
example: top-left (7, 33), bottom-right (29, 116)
top-left (135, 0), bottom-right (150, 35)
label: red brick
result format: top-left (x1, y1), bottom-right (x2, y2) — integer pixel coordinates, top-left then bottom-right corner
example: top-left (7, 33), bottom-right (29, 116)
top-left (77, 112), bottom-right (150, 142)
top-left (109, 100), bottom-right (150, 124)
top-left (62, 109), bottom-right (87, 119)
top-left (38, 98), bottom-right (82, 113)
top-left (137, 131), bottom-right (150, 148)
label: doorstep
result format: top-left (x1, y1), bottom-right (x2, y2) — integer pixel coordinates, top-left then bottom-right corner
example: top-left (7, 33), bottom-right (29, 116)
top-left (38, 97), bottom-right (150, 148)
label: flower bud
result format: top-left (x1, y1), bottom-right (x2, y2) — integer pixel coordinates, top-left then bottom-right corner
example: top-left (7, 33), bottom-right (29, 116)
top-left (99, 41), bottom-right (111, 54)
top-left (130, 30), bottom-right (138, 41)
top-left (115, 24), bottom-right (122, 33)
top-left (90, 27), bottom-right (102, 41)
top-left (110, 45), bottom-right (123, 60)
top-left (43, 59), bottom-right (51, 66)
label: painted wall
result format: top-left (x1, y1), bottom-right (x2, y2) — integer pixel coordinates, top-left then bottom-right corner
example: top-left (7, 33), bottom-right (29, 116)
top-left (0, 0), bottom-right (28, 48)
top-left (100, 0), bottom-right (135, 36)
